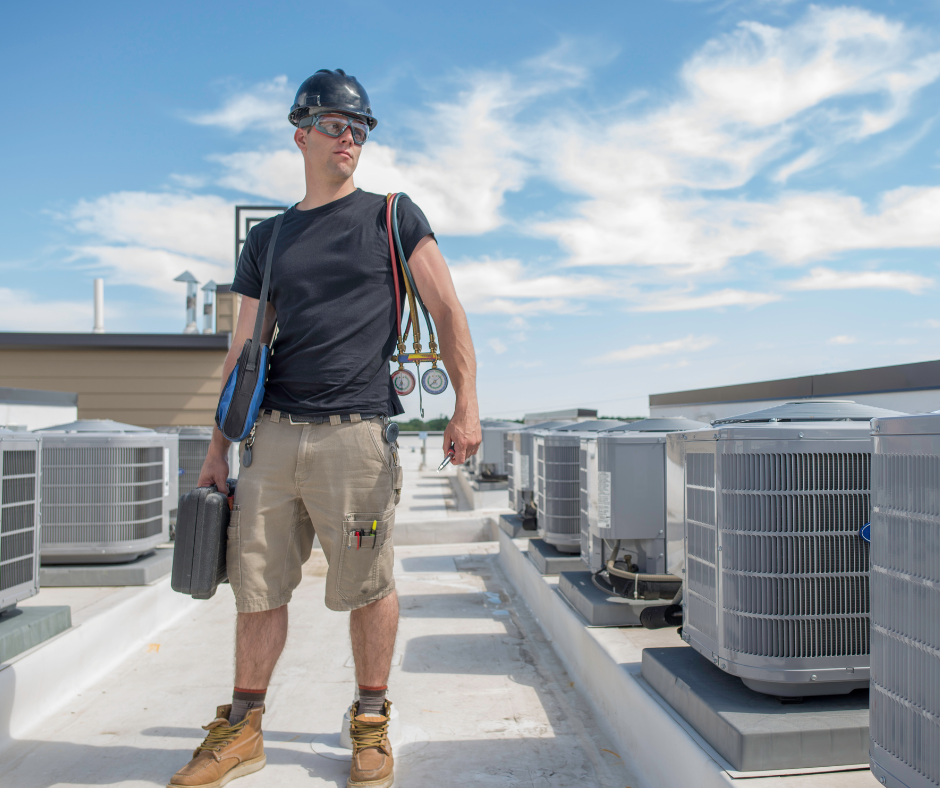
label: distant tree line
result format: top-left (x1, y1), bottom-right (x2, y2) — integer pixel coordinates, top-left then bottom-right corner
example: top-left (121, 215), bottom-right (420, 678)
top-left (393, 416), bottom-right (452, 431)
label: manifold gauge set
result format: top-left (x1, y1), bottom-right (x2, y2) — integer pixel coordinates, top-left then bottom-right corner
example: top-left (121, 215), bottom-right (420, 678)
top-left (386, 192), bottom-right (450, 415)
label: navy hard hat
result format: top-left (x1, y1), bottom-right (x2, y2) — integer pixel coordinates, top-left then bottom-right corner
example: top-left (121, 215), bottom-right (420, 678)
top-left (288, 69), bottom-right (377, 130)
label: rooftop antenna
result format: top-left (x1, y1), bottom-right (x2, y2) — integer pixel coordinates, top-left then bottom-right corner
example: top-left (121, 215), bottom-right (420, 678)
top-left (174, 271), bottom-right (200, 334)
top-left (201, 280), bottom-right (217, 334)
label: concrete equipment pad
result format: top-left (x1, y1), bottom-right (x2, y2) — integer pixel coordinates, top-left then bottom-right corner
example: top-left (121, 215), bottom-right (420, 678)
top-left (641, 647), bottom-right (870, 772)
top-left (559, 571), bottom-right (663, 626)
top-left (497, 530), bottom-right (874, 787)
top-left (498, 513), bottom-right (537, 539)
top-left (527, 538), bottom-right (584, 574)
top-left (40, 548), bottom-right (173, 586)
top-left (454, 470), bottom-right (510, 510)
top-left (0, 606), bottom-right (71, 663)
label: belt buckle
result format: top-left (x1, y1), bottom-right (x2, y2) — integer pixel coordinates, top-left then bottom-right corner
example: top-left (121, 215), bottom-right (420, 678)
top-left (289, 413), bottom-right (302, 425)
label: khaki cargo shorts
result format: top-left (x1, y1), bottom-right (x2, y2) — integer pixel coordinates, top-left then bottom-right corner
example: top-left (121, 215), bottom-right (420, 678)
top-left (228, 412), bottom-right (403, 613)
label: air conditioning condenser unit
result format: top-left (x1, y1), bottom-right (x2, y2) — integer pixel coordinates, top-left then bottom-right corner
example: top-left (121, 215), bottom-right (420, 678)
top-left (536, 420), bottom-right (624, 553)
top-left (38, 420), bottom-right (178, 564)
top-left (682, 400), bottom-right (903, 697)
top-left (506, 421), bottom-right (569, 522)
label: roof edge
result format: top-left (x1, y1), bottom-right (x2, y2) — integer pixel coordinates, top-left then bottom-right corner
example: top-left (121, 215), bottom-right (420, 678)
top-left (0, 332), bottom-right (232, 351)
top-left (650, 359), bottom-right (940, 407)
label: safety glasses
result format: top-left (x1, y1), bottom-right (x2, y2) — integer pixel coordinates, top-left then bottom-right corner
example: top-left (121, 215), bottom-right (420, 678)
top-left (308, 113), bottom-right (370, 145)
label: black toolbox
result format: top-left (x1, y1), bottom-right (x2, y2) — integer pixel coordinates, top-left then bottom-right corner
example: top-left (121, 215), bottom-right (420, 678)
top-left (172, 480), bottom-right (236, 599)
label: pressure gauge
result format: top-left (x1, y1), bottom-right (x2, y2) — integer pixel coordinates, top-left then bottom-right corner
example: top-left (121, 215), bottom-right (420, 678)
top-left (391, 368), bottom-right (416, 396)
top-left (422, 366), bottom-right (449, 395)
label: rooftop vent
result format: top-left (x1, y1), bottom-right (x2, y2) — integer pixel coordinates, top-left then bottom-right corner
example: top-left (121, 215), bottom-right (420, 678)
top-left (37, 420), bottom-right (178, 564)
top-left (174, 271), bottom-right (200, 335)
top-left (682, 399), bottom-right (904, 696)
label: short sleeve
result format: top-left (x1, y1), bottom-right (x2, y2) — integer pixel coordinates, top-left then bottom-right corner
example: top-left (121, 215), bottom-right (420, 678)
top-left (231, 225), bottom-right (264, 299)
top-left (395, 195), bottom-right (434, 259)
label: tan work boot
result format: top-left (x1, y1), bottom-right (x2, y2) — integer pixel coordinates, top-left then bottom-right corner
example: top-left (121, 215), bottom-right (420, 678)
top-left (348, 700), bottom-right (394, 788)
top-left (167, 704), bottom-right (266, 788)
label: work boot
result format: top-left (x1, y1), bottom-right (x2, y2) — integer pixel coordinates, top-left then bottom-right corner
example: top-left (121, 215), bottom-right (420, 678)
top-left (348, 700), bottom-right (394, 788)
top-left (167, 704), bottom-right (266, 788)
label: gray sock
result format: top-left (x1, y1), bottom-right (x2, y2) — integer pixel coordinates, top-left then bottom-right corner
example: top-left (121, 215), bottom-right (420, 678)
top-left (230, 687), bottom-right (266, 724)
top-left (357, 685), bottom-right (387, 717)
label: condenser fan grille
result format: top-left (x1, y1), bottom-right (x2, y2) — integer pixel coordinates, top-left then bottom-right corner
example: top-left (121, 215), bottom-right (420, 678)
top-left (41, 444), bottom-right (166, 551)
top-left (686, 452), bottom-right (718, 643)
top-left (871, 448), bottom-right (940, 787)
top-left (722, 452), bottom-right (870, 491)
top-left (718, 451), bottom-right (871, 659)
top-left (724, 614), bottom-right (870, 659)
top-left (179, 437), bottom-right (212, 497)
top-left (0, 444), bottom-right (40, 602)
top-left (538, 441), bottom-right (582, 535)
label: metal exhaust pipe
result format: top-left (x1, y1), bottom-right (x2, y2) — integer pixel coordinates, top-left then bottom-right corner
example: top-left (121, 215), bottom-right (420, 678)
top-left (93, 278), bottom-right (104, 334)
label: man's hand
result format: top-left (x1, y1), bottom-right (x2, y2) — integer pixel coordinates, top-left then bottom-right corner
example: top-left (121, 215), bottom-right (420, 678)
top-left (443, 409), bottom-right (481, 466)
top-left (197, 445), bottom-right (231, 494)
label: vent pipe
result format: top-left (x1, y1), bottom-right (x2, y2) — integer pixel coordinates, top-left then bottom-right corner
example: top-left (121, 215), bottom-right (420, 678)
top-left (201, 280), bottom-right (217, 334)
top-left (92, 278), bottom-right (105, 334)
top-left (174, 271), bottom-right (200, 334)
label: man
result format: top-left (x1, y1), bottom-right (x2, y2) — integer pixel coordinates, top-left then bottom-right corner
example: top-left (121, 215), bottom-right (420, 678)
top-left (168, 69), bottom-right (481, 788)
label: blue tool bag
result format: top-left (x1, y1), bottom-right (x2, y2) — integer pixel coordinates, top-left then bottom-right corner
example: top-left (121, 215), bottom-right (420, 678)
top-left (215, 211), bottom-right (285, 442)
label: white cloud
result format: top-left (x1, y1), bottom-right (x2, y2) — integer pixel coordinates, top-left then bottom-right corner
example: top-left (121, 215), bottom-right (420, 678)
top-left (71, 192), bottom-right (233, 264)
top-left (789, 267), bottom-right (933, 293)
top-left (187, 76), bottom-right (293, 133)
top-left (205, 78), bottom-right (531, 235)
top-left (0, 288), bottom-right (96, 332)
top-left (633, 288), bottom-right (780, 312)
top-left (488, 338), bottom-right (508, 355)
top-left (591, 334), bottom-right (717, 364)
top-left (75, 245), bottom-right (231, 295)
top-left (69, 192), bottom-right (235, 293)
top-left (532, 6), bottom-right (940, 273)
top-left (828, 335), bottom-right (857, 345)
top-left (449, 258), bottom-right (609, 314)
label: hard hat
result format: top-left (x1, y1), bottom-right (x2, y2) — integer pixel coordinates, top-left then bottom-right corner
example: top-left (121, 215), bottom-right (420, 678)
top-left (288, 69), bottom-right (377, 130)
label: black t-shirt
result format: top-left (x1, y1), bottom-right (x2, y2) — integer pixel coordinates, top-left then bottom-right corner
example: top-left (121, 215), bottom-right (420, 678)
top-left (231, 189), bottom-right (433, 416)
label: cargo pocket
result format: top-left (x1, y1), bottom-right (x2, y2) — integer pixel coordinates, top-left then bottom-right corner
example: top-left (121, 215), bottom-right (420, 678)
top-left (335, 508), bottom-right (395, 604)
top-left (226, 506), bottom-right (241, 594)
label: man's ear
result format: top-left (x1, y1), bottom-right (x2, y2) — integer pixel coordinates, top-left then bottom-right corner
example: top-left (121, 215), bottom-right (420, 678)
top-left (294, 127), bottom-right (307, 152)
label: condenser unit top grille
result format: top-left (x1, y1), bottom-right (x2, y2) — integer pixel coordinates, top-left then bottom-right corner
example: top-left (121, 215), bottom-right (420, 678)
top-left (40, 419), bottom-right (155, 434)
top-left (155, 426), bottom-right (214, 437)
top-left (603, 417), bottom-right (708, 433)
top-left (712, 400), bottom-right (903, 425)
top-left (550, 420), bottom-right (626, 433)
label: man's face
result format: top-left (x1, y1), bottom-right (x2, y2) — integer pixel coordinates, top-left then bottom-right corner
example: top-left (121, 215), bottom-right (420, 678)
top-left (294, 113), bottom-right (363, 181)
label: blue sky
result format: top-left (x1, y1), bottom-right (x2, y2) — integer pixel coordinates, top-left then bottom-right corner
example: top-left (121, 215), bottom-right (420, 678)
top-left (3, 0), bottom-right (940, 420)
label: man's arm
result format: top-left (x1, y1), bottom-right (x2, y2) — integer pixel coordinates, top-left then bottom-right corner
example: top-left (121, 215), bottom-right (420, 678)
top-left (407, 235), bottom-right (481, 465)
top-left (197, 295), bottom-right (277, 493)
